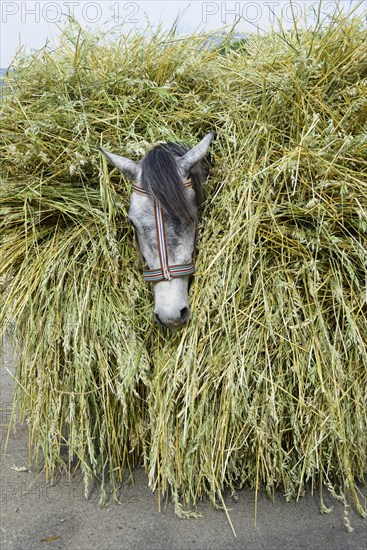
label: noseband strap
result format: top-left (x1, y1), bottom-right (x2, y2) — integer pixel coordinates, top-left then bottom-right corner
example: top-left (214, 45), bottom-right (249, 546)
top-left (132, 180), bottom-right (195, 283)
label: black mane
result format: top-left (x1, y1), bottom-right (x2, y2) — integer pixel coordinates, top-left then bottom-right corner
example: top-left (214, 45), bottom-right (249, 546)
top-left (140, 142), bottom-right (209, 225)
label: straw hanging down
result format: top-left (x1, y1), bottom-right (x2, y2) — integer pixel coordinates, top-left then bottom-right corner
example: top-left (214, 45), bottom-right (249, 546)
top-left (0, 12), bottom-right (366, 520)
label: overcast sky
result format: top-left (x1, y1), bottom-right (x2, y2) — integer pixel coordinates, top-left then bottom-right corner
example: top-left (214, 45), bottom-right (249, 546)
top-left (0, 1), bottom-right (366, 66)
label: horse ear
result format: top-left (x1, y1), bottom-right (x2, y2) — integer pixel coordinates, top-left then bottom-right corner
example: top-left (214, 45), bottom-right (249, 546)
top-left (99, 147), bottom-right (139, 180)
top-left (178, 132), bottom-right (214, 174)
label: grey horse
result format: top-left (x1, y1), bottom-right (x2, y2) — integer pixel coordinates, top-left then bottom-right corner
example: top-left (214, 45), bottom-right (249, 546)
top-left (100, 132), bottom-right (214, 329)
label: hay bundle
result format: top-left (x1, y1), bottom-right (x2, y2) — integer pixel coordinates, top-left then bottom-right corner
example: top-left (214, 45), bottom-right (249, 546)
top-left (1, 13), bottom-right (366, 517)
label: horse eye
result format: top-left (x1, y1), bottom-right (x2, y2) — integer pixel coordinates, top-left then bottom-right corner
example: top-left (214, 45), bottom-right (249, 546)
top-left (129, 223), bottom-right (147, 265)
top-left (130, 220), bottom-right (141, 237)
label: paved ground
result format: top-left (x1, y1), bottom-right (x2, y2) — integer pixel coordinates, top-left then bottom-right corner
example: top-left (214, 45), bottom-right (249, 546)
top-left (1, 336), bottom-right (366, 550)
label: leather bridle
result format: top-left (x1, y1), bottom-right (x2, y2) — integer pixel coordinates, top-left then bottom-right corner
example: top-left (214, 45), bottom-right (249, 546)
top-left (132, 180), bottom-right (195, 283)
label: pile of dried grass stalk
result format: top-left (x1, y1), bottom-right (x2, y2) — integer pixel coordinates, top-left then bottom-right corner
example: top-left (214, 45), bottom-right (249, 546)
top-left (0, 10), bottom-right (366, 522)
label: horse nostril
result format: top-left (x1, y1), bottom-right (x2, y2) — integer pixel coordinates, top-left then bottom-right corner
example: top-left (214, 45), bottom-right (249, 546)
top-left (154, 313), bottom-right (164, 326)
top-left (180, 307), bottom-right (190, 324)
